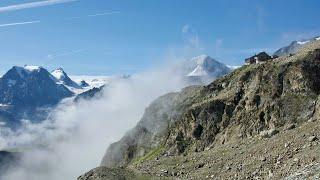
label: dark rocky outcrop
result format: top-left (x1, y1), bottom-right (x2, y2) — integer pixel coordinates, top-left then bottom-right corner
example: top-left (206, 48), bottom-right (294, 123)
top-left (80, 80), bottom-right (90, 87)
top-left (0, 151), bottom-right (21, 175)
top-left (74, 85), bottom-right (105, 102)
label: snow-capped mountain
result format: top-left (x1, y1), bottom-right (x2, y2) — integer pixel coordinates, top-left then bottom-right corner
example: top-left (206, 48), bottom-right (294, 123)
top-left (179, 55), bottom-right (231, 84)
top-left (0, 66), bottom-right (74, 128)
top-left (274, 36), bottom-right (320, 57)
top-left (0, 66), bottom-right (73, 107)
top-left (51, 68), bottom-right (81, 89)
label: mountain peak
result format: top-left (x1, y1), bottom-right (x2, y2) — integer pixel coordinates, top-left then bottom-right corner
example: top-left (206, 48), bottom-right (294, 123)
top-left (186, 55), bottom-right (230, 79)
top-left (23, 65), bottom-right (42, 72)
top-left (190, 54), bottom-right (212, 65)
top-left (51, 68), bottom-right (67, 80)
top-left (51, 68), bottom-right (81, 89)
top-left (0, 66), bottom-right (73, 109)
top-left (11, 65), bottom-right (44, 78)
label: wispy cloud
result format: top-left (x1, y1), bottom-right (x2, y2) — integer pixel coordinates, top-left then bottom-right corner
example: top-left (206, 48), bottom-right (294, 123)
top-left (0, 20), bottom-right (40, 27)
top-left (47, 49), bottom-right (86, 59)
top-left (181, 24), bottom-right (204, 51)
top-left (0, 0), bottom-right (78, 13)
top-left (68, 11), bottom-right (120, 20)
top-left (0, 10), bottom-right (120, 29)
top-left (181, 24), bottom-right (190, 33)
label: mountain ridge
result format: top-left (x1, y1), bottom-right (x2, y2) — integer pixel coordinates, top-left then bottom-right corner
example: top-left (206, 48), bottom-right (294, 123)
top-left (80, 40), bottom-right (320, 179)
top-left (274, 36), bottom-right (320, 57)
top-left (0, 66), bottom-right (74, 128)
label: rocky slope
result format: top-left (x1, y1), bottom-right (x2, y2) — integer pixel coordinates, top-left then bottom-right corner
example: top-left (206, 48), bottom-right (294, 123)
top-left (81, 40), bottom-right (320, 179)
top-left (74, 85), bottom-right (105, 102)
top-left (101, 86), bottom-right (202, 167)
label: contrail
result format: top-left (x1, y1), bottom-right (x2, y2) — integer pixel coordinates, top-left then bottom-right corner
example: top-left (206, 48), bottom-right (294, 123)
top-left (88, 11), bottom-right (121, 17)
top-left (0, 0), bottom-right (78, 13)
top-left (68, 11), bottom-right (121, 20)
top-left (0, 21), bottom-right (41, 27)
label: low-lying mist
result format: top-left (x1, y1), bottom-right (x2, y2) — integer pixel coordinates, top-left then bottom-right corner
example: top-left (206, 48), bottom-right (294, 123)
top-left (0, 63), bottom-right (190, 180)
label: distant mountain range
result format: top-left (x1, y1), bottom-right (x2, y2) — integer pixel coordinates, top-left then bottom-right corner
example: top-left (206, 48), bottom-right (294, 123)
top-left (0, 66), bottom-right (73, 107)
top-left (74, 55), bottom-right (232, 103)
top-left (274, 36), bottom-right (320, 57)
top-left (0, 66), bottom-right (75, 128)
top-left (0, 55), bottom-right (231, 128)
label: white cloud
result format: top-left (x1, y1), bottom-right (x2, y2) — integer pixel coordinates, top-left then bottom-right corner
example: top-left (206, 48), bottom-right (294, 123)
top-left (0, 61), bottom-right (190, 180)
top-left (0, 0), bottom-right (78, 13)
top-left (182, 24), bottom-right (190, 33)
top-left (0, 20), bottom-right (40, 27)
top-left (181, 24), bottom-right (204, 51)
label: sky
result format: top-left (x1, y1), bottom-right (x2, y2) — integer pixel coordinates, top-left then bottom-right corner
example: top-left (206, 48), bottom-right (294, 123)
top-left (0, 0), bottom-right (319, 75)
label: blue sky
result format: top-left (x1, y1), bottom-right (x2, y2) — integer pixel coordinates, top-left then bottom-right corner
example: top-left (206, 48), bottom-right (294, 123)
top-left (0, 0), bottom-right (319, 75)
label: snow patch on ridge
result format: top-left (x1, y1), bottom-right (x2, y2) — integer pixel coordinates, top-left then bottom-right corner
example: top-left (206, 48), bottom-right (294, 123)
top-left (70, 75), bottom-right (111, 88)
top-left (13, 66), bottom-right (42, 78)
top-left (24, 65), bottom-right (41, 72)
top-left (188, 65), bottom-right (208, 76)
top-left (297, 40), bottom-right (310, 45)
top-left (51, 68), bottom-right (66, 81)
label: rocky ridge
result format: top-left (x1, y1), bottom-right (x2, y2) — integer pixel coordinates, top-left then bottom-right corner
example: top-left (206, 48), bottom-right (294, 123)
top-left (81, 40), bottom-right (320, 179)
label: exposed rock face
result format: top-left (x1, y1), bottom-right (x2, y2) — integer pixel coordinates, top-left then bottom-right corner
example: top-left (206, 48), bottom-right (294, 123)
top-left (166, 41), bottom-right (320, 155)
top-left (74, 85), bottom-right (105, 102)
top-left (100, 41), bottom-right (320, 172)
top-left (80, 80), bottom-right (90, 87)
top-left (76, 41), bottom-right (320, 180)
top-left (101, 86), bottom-right (202, 167)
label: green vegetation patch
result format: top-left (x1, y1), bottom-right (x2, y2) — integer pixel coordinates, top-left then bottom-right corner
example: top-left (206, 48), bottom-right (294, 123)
top-left (131, 144), bottom-right (166, 165)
